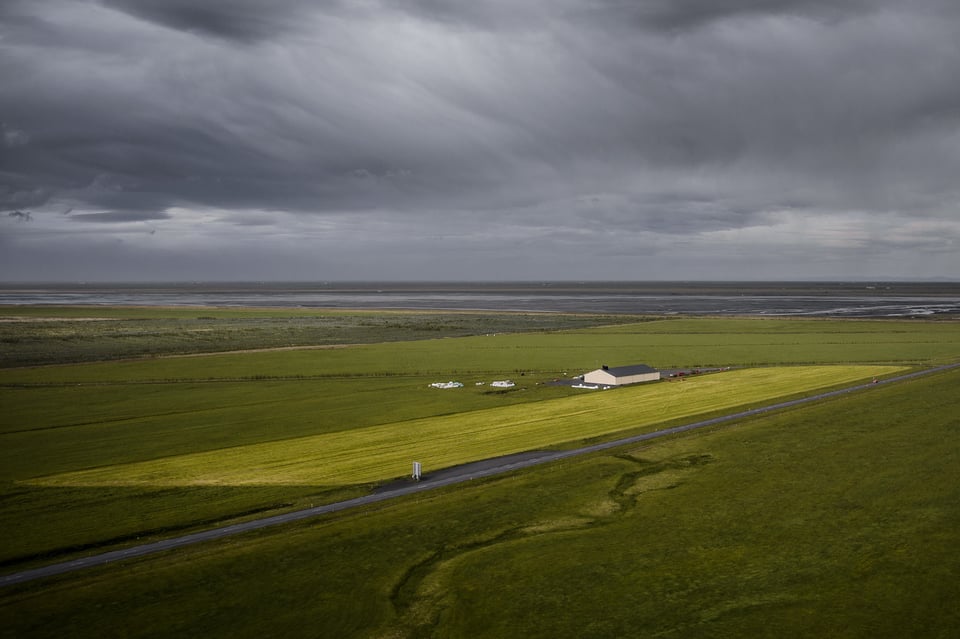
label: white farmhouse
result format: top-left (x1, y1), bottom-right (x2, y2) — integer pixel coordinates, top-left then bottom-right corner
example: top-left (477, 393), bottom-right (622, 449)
top-left (582, 364), bottom-right (660, 386)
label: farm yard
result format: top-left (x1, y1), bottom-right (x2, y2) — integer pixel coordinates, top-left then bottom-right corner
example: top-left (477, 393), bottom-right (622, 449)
top-left (1, 308), bottom-right (959, 638)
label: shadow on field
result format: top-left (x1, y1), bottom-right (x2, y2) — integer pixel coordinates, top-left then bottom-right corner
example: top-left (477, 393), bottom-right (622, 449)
top-left (0, 483), bottom-right (363, 571)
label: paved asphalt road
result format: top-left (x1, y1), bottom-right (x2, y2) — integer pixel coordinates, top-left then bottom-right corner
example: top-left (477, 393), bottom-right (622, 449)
top-left (3, 363), bottom-right (957, 588)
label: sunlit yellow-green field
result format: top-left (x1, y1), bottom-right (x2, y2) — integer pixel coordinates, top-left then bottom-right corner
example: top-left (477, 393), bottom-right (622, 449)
top-left (27, 365), bottom-right (902, 487)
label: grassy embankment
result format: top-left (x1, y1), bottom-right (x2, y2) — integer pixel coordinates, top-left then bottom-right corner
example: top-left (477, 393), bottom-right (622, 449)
top-left (2, 363), bottom-right (958, 638)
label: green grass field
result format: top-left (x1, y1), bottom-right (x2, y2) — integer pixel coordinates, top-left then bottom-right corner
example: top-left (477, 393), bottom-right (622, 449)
top-left (24, 365), bottom-right (905, 488)
top-left (0, 307), bottom-right (644, 367)
top-left (5, 316), bottom-right (960, 384)
top-left (1, 365), bottom-right (957, 639)
top-left (0, 309), bottom-right (958, 638)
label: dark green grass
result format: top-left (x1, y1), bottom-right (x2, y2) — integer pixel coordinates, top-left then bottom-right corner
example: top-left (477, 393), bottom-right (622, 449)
top-left (0, 307), bottom-right (644, 367)
top-left (4, 317), bottom-right (959, 386)
top-left (0, 366), bottom-right (897, 567)
top-left (0, 374), bottom-right (578, 567)
top-left (0, 375), bottom-right (578, 480)
top-left (0, 483), bottom-right (368, 571)
top-left (431, 370), bottom-right (960, 638)
top-left (0, 316), bottom-right (958, 572)
top-left (1, 368), bottom-right (957, 638)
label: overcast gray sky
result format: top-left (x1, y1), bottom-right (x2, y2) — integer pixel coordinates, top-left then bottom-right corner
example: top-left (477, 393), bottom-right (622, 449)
top-left (1, 0), bottom-right (958, 281)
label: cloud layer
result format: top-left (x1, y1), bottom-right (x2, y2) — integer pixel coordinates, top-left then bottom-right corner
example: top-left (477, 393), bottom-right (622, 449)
top-left (1, 0), bottom-right (958, 280)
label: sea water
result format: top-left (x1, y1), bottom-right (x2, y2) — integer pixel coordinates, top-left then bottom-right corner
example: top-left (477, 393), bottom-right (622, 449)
top-left (1, 281), bottom-right (958, 317)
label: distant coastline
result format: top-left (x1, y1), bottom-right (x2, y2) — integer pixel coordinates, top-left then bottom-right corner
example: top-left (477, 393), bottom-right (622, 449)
top-left (1, 281), bottom-right (958, 318)
top-left (1, 280), bottom-right (959, 294)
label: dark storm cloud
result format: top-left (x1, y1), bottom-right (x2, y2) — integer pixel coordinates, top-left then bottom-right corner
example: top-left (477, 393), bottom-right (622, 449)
top-left (1, 0), bottom-right (958, 280)
top-left (101, 0), bottom-right (319, 43)
top-left (2, 0), bottom-right (488, 215)
top-left (7, 210), bottom-right (32, 222)
top-left (575, 0), bottom-right (875, 31)
top-left (2, 0), bottom-right (953, 215)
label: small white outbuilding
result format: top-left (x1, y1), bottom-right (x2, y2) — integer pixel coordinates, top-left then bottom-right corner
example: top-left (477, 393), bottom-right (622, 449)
top-left (582, 364), bottom-right (660, 386)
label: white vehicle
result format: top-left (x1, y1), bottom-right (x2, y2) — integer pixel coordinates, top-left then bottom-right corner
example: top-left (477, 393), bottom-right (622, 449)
top-left (429, 381), bottom-right (464, 389)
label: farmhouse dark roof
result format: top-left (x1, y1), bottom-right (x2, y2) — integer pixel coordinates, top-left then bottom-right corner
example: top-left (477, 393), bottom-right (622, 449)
top-left (601, 364), bottom-right (658, 376)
